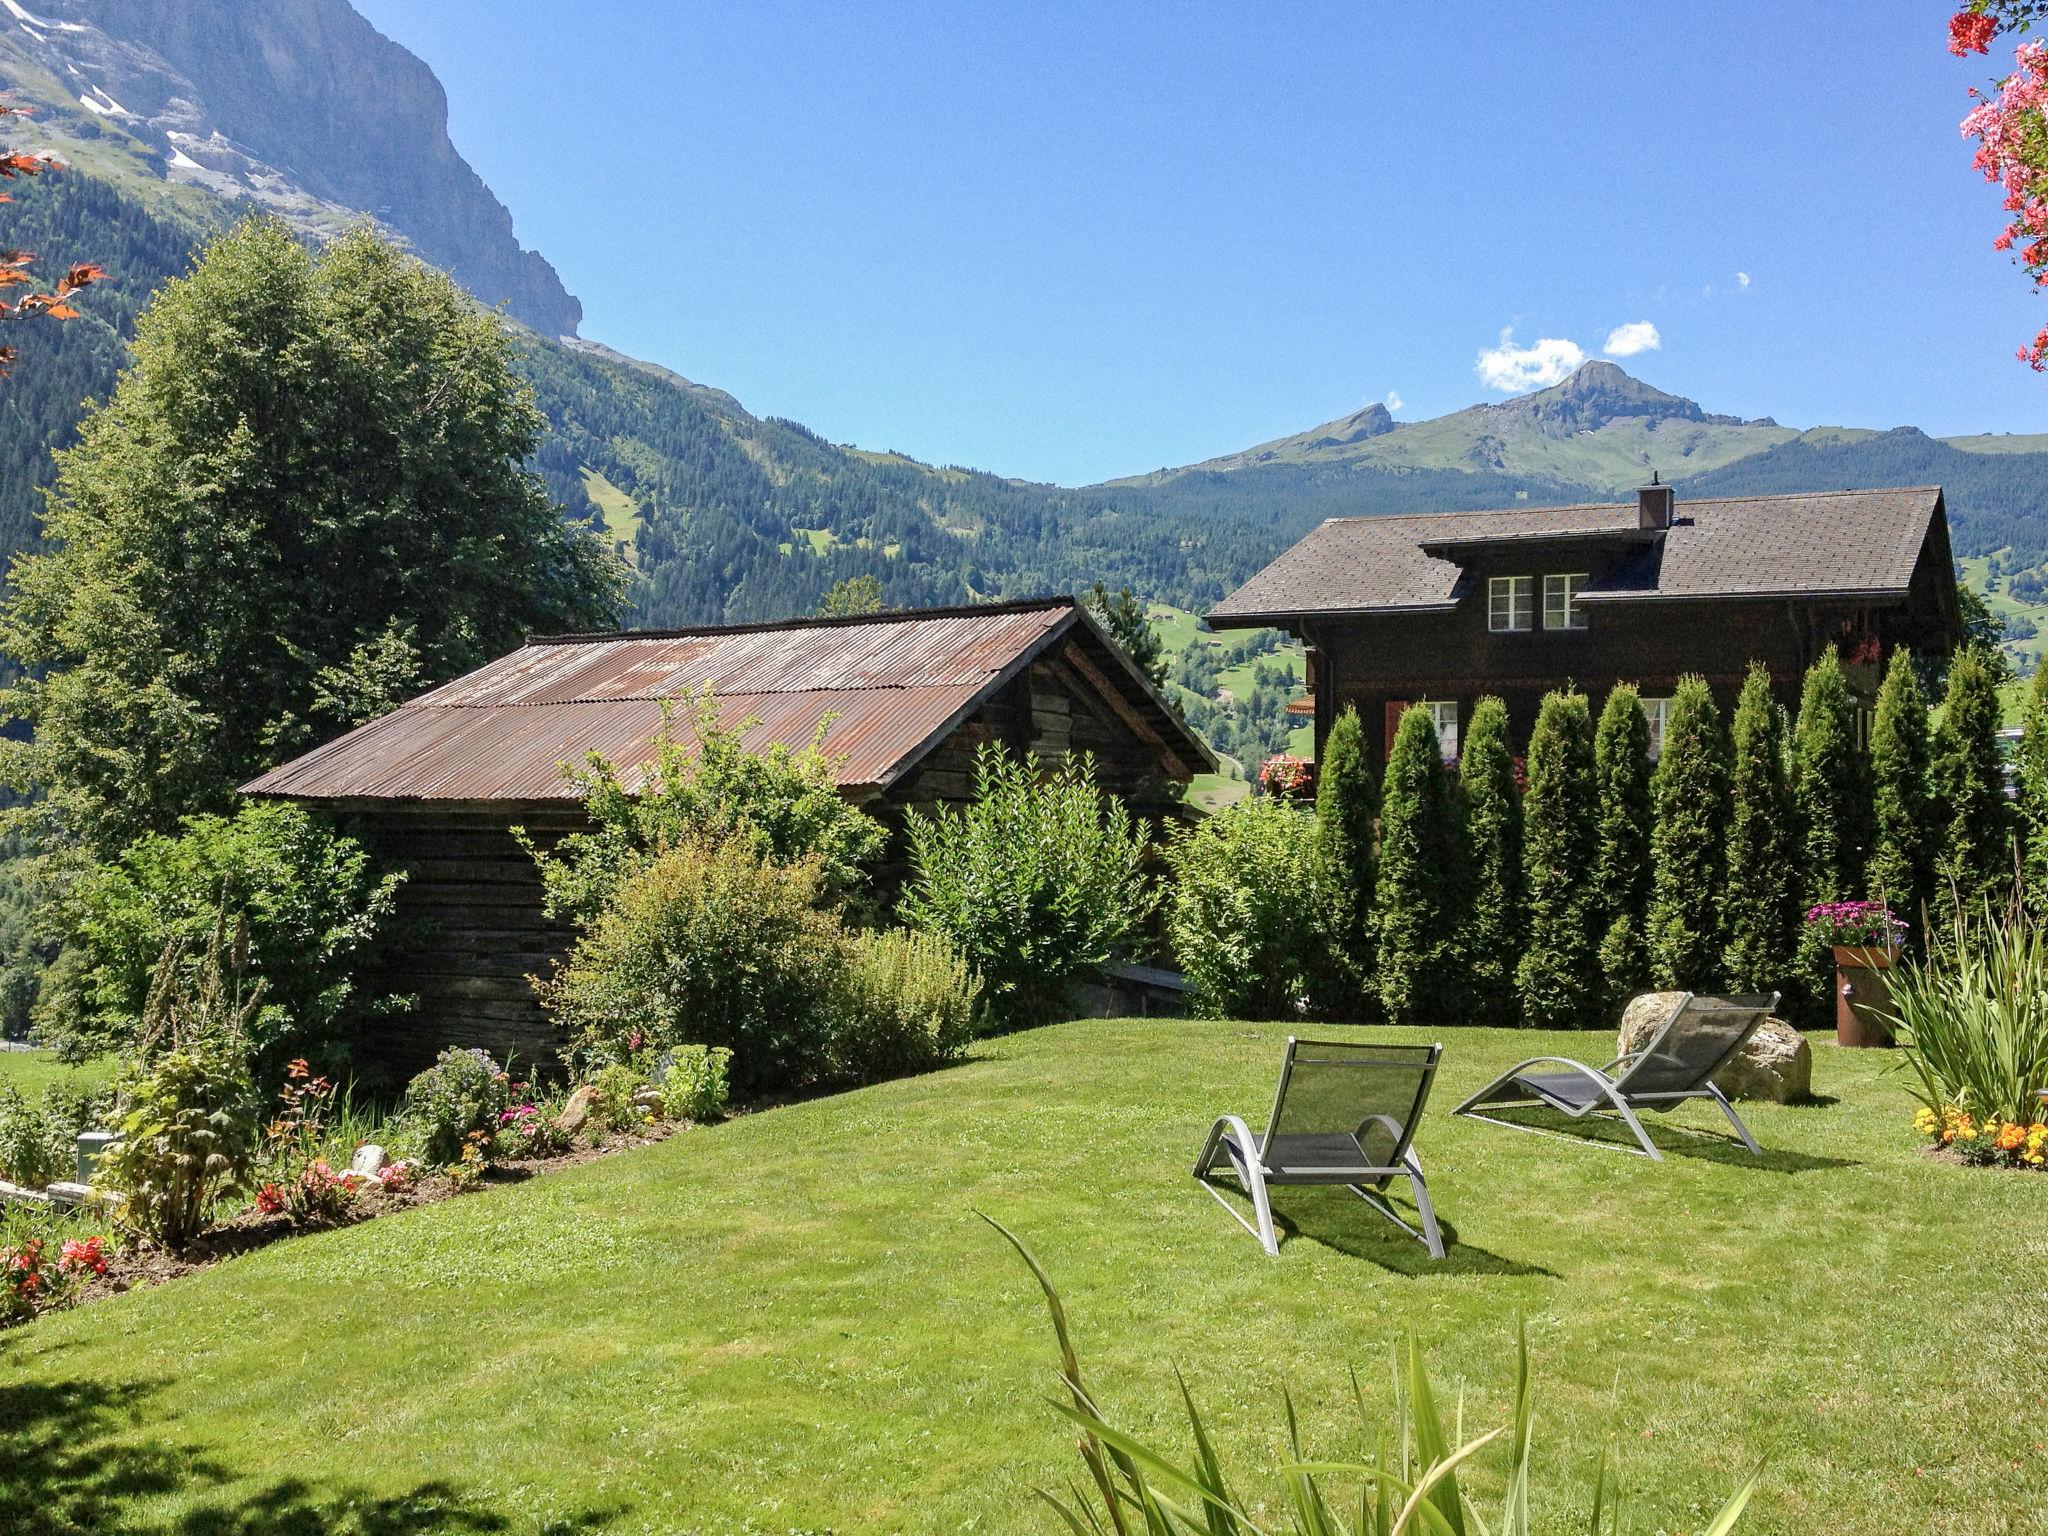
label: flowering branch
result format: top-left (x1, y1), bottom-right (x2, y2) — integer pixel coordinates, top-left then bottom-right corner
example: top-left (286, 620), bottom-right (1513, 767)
top-left (0, 100), bottom-right (103, 376)
top-left (1952, 6), bottom-right (2048, 367)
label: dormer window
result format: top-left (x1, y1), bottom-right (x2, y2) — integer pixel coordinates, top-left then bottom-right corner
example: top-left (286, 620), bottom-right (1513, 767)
top-left (1543, 573), bottom-right (1590, 631)
top-left (1488, 576), bottom-right (1533, 632)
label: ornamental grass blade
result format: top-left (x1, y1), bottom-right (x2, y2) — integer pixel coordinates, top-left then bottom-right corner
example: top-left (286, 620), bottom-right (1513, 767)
top-left (1281, 1386), bottom-right (1344, 1536)
top-left (1038, 1487), bottom-right (1097, 1536)
top-left (1498, 1320), bottom-right (1533, 1536)
top-left (1046, 1401), bottom-right (1274, 1536)
top-left (1389, 1427), bottom-right (1507, 1536)
top-left (1176, 1369), bottom-right (1240, 1536)
top-left (1583, 1447), bottom-right (1609, 1536)
top-left (1403, 1337), bottom-right (1468, 1536)
top-left (1699, 1461), bottom-right (1764, 1536)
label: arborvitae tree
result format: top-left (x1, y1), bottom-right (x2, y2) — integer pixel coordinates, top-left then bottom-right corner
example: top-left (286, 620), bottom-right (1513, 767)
top-left (1723, 663), bottom-right (1797, 993)
top-left (1931, 644), bottom-right (2014, 927)
top-left (1374, 704), bottom-right (1466, 1025)
top-left (1459, 697), bottom-right (1522, 1026)
top-left (1647, 676), bottom-right (1732, 989)
top-left (1592, 683), bottom-right (1654, 1009)
top-left (2020, 665), bottom-right (2048, 913)
top-left (1790, 646), bottom-right (1871, 907)
top-left (1310, 706), bottom-right (1377, 1018)
top-left (1868, 648), bottom-right (1936, 929)
top-left (1516, 690), bottom-right (1601, 1027)
top-left (1083, 582), bottom-right (1167, 690)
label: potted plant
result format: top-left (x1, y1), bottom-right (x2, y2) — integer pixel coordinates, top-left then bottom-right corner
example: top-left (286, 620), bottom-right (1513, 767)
top-left (1256, 753), bottom-right (1313, 799)
top-left (1806, 900), bottom-right (1907, 1047)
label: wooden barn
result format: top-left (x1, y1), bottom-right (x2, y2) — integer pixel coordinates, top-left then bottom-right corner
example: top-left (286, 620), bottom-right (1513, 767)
top-left (1209, 482), bottom-right (1962, 765)
top-left (242, 597), bottom-right (1212, 1073)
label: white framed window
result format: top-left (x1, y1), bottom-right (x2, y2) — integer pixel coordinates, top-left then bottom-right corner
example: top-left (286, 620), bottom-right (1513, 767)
top-left (1488, 575), bottom-right (1533, 632)
top-left (1426, 700), bottom-right (1459, 763)
top-left (1543, 572), bottom-right (1590, 631)
top-left (1640, 695), bottom-right (1673, 760)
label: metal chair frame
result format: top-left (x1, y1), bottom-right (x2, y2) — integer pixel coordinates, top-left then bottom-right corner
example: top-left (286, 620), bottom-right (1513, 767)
top-left (1194, 1038), bottom-right (1446, 1259)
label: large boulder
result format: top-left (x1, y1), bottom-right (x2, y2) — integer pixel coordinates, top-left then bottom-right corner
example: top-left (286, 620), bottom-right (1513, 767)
top-left (1616, 991), bottom-right (1812, 1104)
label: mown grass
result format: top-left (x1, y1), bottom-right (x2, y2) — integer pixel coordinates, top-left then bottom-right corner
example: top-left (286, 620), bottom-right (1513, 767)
top-left (3, 1020), bottom-right (2043, 1534)
top-left (0, 1048), bottom-right (116, 1100)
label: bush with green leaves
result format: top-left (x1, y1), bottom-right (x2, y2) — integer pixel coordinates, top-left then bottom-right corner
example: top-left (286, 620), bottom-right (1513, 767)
top-left (1932, 645), bottom-right (2014, 931)
top-left (401, 1047), bottom-right (516, 1168)
top-left (1592, 682), bottom-right (1654, 1010)
top-left (540, 839), bottom-right (842, 1093)
top-left (827, 927), bottom-right (982, 1082)
top-left (1886, 895), bottom-right (2048, 1130)
top-left (1723, 664), bottom-right (1797, 994)
top-left (44, 801), bottom-right (403, 1081)
top-left (1648, 676), bottom-right (1732, 990)
top-left (2019, 664), bottom-right (2048, 914)
top-left (0, 1085), bottom-right (72, 1189)
top-left (1461, 696), bottom-right (1523, 1027)
top-left (1165, 796), bottom-right (1324, 1018)
top-left (1869, 648), bottom-right (1936, 930)
top-left (1375, 704), bottom-right (1467, 1025)
top-left (1309, 706), bottom-right (1377, 1018)
top-left (658, 1044), bottom-right (733, 1124)
top-left (1516, 691), bottom-right (1600, 1029)
top-left (100, 933), bottom-right (264, 1252)
top-left (989, 1215), bottom-right (1760, 1536)
top-left (900, 747), bottom-right (1153, 1029)
top-left (528, 690), bottom-right (885, 926)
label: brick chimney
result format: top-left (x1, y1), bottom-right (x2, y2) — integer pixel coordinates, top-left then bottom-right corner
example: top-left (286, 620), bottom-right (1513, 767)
top-left (1638, 470), bottom-right (1674, 530)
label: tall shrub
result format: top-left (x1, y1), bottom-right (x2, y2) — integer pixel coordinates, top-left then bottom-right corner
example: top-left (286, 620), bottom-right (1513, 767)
top-left (1869, 648), bottom-right (1937, 930)
top-left (1788, 646), bottom-right (1871, 1016)
top-left (2016, 664), bottom-right (2048, 913)
top-left (1309, 706), bottom-right (1377, 1018)
top-left (1458, 697), bottom-right (1522, 1026)
top-left (1374, 704), bottom-right (1466, 1024)
top-left (1931, 644), bottom-right (2014, 929)
top-left (1723, 663), bottom-right (1797, 994)
top-left (1516, 691), bottom-right (1599, 1028)
top-left (1647, 676), bottom-right (1731, 989)
top-left (1166, 798), bottom-right (1324, 1018)
top-left (900, 747), bottom-right (1153, 1028)
top-left (1592, 682), bottom-right (1654, 1008)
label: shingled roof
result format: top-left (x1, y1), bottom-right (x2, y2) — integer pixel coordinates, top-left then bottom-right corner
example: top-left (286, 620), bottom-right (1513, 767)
top-left (1208, 487), bottom-right (1949, 625)
top-left (242, 598), bottom-right (1210, 806)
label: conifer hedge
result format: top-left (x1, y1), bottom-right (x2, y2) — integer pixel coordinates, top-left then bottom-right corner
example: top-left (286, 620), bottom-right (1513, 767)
top-left (1723, 664), bottom-right (1796, 993)
top-left (1647, 676), bottom-right (1730, 990)
top-left (1591, 682), bottom-right (1654, 1011)
top-left (1868, 649), bottom-right (1935, 927)
top-left (1374, 704), bottom-right (1466, 1025)
top-left (1516, 691), bottom-right (1600, 1028)
top-left (2020, 665), bottom-right (2048, 913)
top-left (1459, 696), bottom-right (1522, 1026)
top-left (1931, 645), bottom-right (2013, 927)
top-left (1311, 706), bottom-right (1377, 1018)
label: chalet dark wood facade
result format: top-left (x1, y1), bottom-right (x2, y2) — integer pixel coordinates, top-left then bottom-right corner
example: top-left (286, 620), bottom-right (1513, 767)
top-left (242, 599), bottom-right (1210, 1074)
top-left (1210, 484), bottom-right (1962, 765)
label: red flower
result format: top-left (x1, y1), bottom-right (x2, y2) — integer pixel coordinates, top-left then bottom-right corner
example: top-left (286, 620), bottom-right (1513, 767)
top-left (1950, 10), bottom-right (1996, 55)
top-left (255, 1182), bottom-right (287, 1215)
top-left (59, 1237), bottom-right (109, 1277)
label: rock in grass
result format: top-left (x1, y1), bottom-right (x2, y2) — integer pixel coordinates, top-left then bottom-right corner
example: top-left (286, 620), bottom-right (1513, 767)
top-left (1617, 991), bottom-right (1812, 1103)
top-left (348, 1144), bottom-right (388, 1178)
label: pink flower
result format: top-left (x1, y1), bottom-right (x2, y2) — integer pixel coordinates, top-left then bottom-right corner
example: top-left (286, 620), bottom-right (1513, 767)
top-left (1950, 10), bottom-right (1997, 56)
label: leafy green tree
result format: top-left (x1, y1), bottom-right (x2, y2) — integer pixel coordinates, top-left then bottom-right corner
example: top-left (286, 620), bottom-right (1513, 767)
top-left (1648, 676), bottom-right (1732, 989)
top-left (1955, 581), bottom-right (2016, 690)
top-left (0, 217), bottom-right (622, 852)
top-left (819, 575), bottom-right (885, 617)
top-left (2020, 664), bottom-right (2048, 912)
top-left (1460, 697), bottom-right (1523, 1026)
top-left (1083, 582), bottom-right (1168, 691)
top-left (1722, 664), bottom-right (1797, 994)
top-left (1516, 691), bottom-right (1599, 1027)
top-left (1167, 798), bottom-right (1325, 1018)
top-left (1592, 683), bottom-right (1654, 1009)
top-left (1931, 644), bottom-right (2014, 928)
top-left (1868, 648), bottom-right (1936, 929)
top-left (901, 747), bottom-right (1153, 1029)
top-left (1308, 706), bottom-right (1376, 1018)
top-left (1373, 704), bottom-right (1466, 1024)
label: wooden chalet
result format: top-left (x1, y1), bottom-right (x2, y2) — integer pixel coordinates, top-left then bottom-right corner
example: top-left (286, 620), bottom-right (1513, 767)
top-left (1208, 482), bottom-right (1963, 765)
top-left (242, 598), bottom-right (1212, 1072)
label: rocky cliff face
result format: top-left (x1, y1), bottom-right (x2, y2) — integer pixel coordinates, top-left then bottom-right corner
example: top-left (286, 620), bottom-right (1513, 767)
top-left (0, 0), bottom-right (580, 335)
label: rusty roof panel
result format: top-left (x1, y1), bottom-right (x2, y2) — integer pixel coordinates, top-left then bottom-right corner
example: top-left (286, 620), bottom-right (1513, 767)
top-left (243, 602), bottom-right (1083, 803)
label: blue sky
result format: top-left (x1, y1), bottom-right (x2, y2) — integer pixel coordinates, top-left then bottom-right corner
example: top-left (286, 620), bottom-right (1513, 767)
top-left (355, 0), bottom-right (2045, 485)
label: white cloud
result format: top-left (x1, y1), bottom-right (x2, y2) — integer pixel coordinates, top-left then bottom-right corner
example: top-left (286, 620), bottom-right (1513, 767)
top-left (1602, 321), bottom-right (1661, 358)
top-left (1736, 271), bottom-right (1752, 289)
top-left (1384, 389), bottom-right (1404, 412)
top-left (1475, 328), bottom-right (1586, 393)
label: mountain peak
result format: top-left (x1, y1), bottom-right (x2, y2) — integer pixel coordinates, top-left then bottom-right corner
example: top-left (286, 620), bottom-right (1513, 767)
top-left (1488, 360), bottom-right (1702, 433)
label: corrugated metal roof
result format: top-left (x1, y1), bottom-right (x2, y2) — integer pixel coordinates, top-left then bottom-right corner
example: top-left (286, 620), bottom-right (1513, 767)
top-left (244, 600), bottom-right (1087, 803)
top-left (1208, 487), bottom-right (1946, 623)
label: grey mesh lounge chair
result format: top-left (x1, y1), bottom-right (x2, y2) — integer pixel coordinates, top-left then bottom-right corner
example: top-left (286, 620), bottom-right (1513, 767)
top-left (1450, 992), bottom-right (1779, 1160)
top-left (1195, 1038), bottom-right (1445, 1259)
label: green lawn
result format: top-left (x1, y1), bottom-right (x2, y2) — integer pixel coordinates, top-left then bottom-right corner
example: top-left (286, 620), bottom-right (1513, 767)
top-left (0, 1047), bottom-right (115, 1099)
top-left (4, 1020), bottom-right (2043, 1534)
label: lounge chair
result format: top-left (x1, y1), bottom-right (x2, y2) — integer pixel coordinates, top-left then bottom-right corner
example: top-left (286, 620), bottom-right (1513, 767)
top-left (1450, 992), bottom-right (1780, 1159)
top-left (1195, 1038), bottom-right (1446, 1259)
